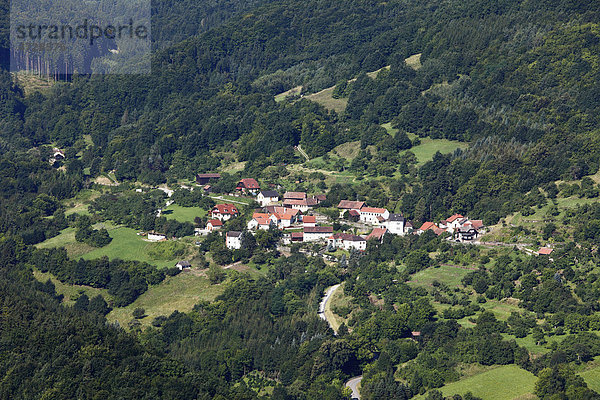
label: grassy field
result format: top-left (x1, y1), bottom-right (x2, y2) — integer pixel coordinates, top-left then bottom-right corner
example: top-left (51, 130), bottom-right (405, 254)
top-left (14, 72), bottom-right (55, 95)
top-left (502, 333), bottom-right (552, 355)
top-left (579, 360), bottom-right (600, 393)
top-left (163, 204), bottom-right (206, 223)
top-left (32, 269), bottom-right (111, 305)
top-left (417, 365), bottom-right (536, 400)
top-left (107, 271), bottom-right (224, 327)
top-left (403, 136), bottom-right (467, 166)
top-left (81, 226), bottom-right (186, 269)
top-left (408, 264), bottom-right (474, 288)
top-left (38, 222), bottom-right (191, 269)
top-left (36, 227), bottom-right (96, 258)
top-left (304, 86), bottom-right (348, 114)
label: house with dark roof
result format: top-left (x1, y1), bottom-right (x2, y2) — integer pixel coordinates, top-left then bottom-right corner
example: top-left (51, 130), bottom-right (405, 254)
top-left (176, 260), bottom-right (192, 270)
top-left (196, 173), bottom-right (221, 185)
top-left (383, 214), bottom-right (405, 235)
top-left (226, 231), bottom-right (243, 249)
top-left (327, 233), bottom-right (367, 251)
top-left (257, 190), bottom-right (279, 206)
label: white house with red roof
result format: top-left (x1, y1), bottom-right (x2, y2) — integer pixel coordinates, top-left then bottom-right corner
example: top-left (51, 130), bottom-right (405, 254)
top-left (302, 215), bottom-right (316, 227)
top-left (327, 233), bottom-right (367, 251)
top-left (247, 213), bottom-right (275, 230)
top-left (283, 191), bottom-right (307, 200)
top-left (359, 207), bottom-right (390, 224)
top-left (236, 178), bottom-right (260, 195)
top-left (441, 214), bottom-right (464, 233)
top-left (211, 203), bottom-right (239, 221)
top-left (283, 198), bottom-right (317, 213)
top-left (206, 219), bottom-right (223, 232)
top-left (416, 221), bottom-right (437, 235)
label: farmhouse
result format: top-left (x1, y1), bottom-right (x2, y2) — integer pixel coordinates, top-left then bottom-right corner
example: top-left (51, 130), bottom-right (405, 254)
top-left (359, 207), bottom-right (390, 224)
top-left (456, 225), bottom-right (479, 241)
top-left (327, 233), bottom-right (367, 251)
top-left (206, 219), bottom-right (223, 232)
top-left (226, 231), bottom-right (243, 249)
top-left (195, 173), bottom-right (221, 185)
top-left (338, 200), bottom-right (365, 217)
top-left (211, 203), bottom-right (239, 221)
top-left (147, 232), bottom-right (166, 241)
top-left (273, 212), bottom-right (295, 229)
top-left (283, 198), bottom-right (317, 213)
top-left (236, 178), bottom-right (260, 195)
top-left (257, 190), bottom-right (279, 206)
top-left (283, 191), bottom-right (307, 200)
top-left (176, 260), bottom-right (191, 270)
top-left (303, 226), bottom-right (333, 242)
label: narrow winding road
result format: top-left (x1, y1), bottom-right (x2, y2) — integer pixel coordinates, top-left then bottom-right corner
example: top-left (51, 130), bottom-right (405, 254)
top-left (345, 376), bottom-right (362, 400)
top-left (318, 285), bottom-right (363, 399)
top-left (318, 284), bottom-right (340, 332)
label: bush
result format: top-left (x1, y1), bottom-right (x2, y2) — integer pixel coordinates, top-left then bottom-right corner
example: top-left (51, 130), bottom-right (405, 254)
top-left (132, 308), bottom-right (146, 319)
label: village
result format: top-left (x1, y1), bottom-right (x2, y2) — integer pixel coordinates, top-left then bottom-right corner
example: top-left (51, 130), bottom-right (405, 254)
top-left (192, 174), bottom-right (488, 254)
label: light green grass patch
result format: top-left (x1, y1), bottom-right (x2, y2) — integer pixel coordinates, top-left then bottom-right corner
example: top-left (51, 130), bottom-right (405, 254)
top-left (32, 269), bottom-right (111, 305)
top-left (502, 333), bottom-right (551, 355)
top-left (579, 357), bottom-right (600, 393)
top-left (304, 86), bottom-right (348, 114)
top-left (163, 204), bottom-right (206, 223)
top-left (36, 227), bottom-right (96, 258)
top-left (402, 137), bottom-right (467, 166)
top-left (408, 265), bottom-right (474, 288)
top-left (417, 365), bottom-right (536, 400)
top-left (106, 271), bottom-right (224, 327)
top-left (81, 226), bottom-right (187, 269)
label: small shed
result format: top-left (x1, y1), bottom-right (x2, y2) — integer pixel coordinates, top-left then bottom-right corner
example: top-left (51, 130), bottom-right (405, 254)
top-left (176, 261), bottom-right (192, 270)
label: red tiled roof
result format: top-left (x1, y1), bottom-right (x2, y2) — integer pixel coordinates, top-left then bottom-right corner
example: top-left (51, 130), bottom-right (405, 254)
top-left (433, 227), bottom-right (445, 235)
top-left (445, 214), bottom-right (464, 223)
top-left (419, 222), bottom-right (437, 231)
top-left (238, 178), bottom-right (260, 189)
top-left (315, 194), bottom-right (327, 202)
top-left (338, 200), bottom-right (365, 209)
top-left (303, 216), bottom-right (316, 223)
top-left (360, 207), bottom-right (387, 214)
top-left (207, 219), bottom-right (223, 226)
top-left (196, 173), bottom-right (221, 178)
top-left (212, 203), bottom-right (239, 215)
top-left (283, 191), bottom-right (307, 200)
top-left (348, 210), bottom-right (360, 217)
top-left (291, 232), bottom-right (304, 240)
top-left (283, 198), bottom-right (317, 206)
top-left (470, 220), bottom-right (484, 229)
top-left (538, 247), bottom-right (553, 255)
top-left (366, 227), bottom-right (387, 241)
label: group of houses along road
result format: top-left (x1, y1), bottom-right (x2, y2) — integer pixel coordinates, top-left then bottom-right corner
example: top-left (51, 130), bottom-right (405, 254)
top-left (193, 174), bottom-right (489, 253)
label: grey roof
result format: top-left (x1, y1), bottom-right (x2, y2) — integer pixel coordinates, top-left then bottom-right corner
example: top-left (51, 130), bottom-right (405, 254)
top-left (226, 231), bottom-right (242, 237)
top-left (177, 261), bottom-right (191, 267)
top-left (388, 214), bottom-right (405, 222)
top-left (260, 190), bottom-right (279, 197)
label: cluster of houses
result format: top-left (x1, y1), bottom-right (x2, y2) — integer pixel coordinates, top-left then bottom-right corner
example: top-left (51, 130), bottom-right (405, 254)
top-left (416, 214), bottom-right (485, 241)
top-left (193, 174), bottom-right (486, 251)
